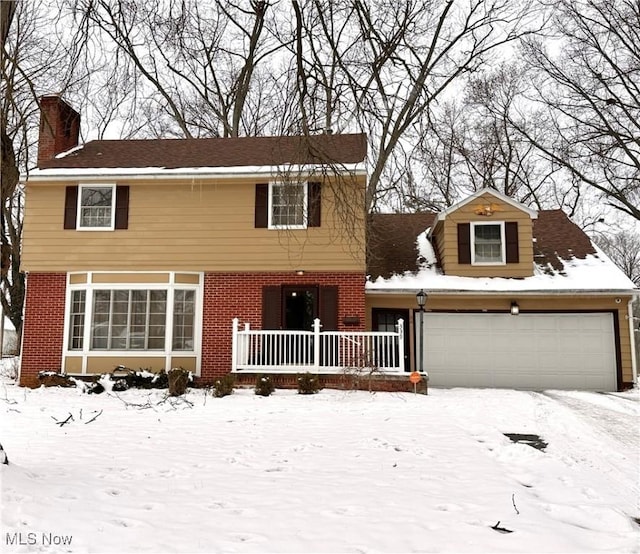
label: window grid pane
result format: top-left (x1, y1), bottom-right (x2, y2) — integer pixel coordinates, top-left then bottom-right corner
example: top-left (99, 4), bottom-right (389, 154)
top-left (173, 290), bottom-right (195, 350)
top-left (474, 225), bottom-right (503, 263)
top-left (80, 187), bottom-right (113, 228)
top-left (271, 183), bottom-right (305, 227)
top-left (90, 289), bottom-right (167, 351)
top-left (68, 290), bottom-right (86, 350)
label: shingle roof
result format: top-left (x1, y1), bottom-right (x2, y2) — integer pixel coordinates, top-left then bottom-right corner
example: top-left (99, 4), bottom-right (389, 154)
top-left (532, 209), bottom-right (596, 273)
top-left (39, 133), bottom-right (367, 169)
top-left (367, 210), bottom-right (596, 280)
top-left (367, 213), bottom-right (436, 279)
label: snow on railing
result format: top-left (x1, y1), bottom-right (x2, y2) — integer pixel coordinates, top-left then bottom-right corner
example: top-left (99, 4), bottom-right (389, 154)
top-left (231, 318), bottom-right (404, 374)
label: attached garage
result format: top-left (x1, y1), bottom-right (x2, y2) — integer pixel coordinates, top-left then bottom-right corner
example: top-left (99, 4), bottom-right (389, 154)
top-left (418, 312), bottom-right (617, 391)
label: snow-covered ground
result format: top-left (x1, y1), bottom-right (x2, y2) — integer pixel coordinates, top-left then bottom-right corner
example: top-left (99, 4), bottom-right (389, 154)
top-left (1, 373), bottom-right (638, 553)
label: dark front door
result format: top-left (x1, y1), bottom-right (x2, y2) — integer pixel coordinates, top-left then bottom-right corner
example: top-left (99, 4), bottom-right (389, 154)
top-left (372, 308), bottom-right (410, 371)
top-left (283, 286), bottom-right (318, 330)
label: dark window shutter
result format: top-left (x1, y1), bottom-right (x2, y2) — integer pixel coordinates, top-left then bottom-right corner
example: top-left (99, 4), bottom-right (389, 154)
top-left (262, 286), bottom-right (282, 329)
top-left (457, 223), bottom-right (471, 264)
top-left (255, 184), bottom-right (269, 228)
top-left (308, 182), bottom-right (321, 227)
top-left (505, 221), bottom-right (519, 263)
top-left (319, 285), bottom-right (338, 330)
top-left (115, 186), bottom-right (129, 229)
top-left (64, 186), bottom-right (78, 229)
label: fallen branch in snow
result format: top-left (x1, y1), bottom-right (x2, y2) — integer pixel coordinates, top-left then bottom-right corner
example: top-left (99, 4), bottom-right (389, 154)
top-left (52, 413), bottom-right (75, 427)
top-left (85, 410), bottom-right (103, 424)
top-left (512, 493), bottom-right (520, 515)
top-left (112, 394), bottom-right (157, 411)
top-left (111, 392), bottom-right (193, 411)
top-left (158, 395), bottom-right (194, 410)
top-left (491, 521), bottom-right (513, 534)
top-left (0, 443), bottom-right (8, 465)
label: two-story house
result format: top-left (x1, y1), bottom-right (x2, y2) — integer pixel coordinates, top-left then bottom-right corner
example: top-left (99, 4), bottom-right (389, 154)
top-left (18, 96), bottom-right (637, 391)
top-left (20, 96), bottom-right (368, 388)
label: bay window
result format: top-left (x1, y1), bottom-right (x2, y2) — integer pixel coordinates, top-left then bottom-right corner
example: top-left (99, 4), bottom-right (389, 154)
top-left (67, 284), bottom-right (198, 353)
top-left (91, 290), bottom-right (167, 350)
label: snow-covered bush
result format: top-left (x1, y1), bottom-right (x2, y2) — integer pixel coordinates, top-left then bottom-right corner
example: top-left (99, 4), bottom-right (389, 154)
top-left (168, 368), bottom-right (190, 396)
top-left (254, 374), bottom-right (274, 396)
top-left (213, 374), bottom-right (235, 397)
top-left (297, 372), bottom-right (320, 395)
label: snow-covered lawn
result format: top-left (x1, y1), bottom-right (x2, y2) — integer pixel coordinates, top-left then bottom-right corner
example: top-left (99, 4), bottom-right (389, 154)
top-left (1, 376), bottom-right (638, 553)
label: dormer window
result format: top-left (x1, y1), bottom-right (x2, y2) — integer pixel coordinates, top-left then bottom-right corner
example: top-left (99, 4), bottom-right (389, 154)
top-left (78, 185), bottom-right (115, 230)
top-left (471, 222), bottom-right (505, 265)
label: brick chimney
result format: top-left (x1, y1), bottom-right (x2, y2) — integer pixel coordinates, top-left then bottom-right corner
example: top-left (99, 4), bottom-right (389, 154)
top-left (37, 95), bottom-right (81, 166)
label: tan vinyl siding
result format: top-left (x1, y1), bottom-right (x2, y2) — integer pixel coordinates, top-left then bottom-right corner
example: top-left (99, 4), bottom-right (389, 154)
top-left (64, 356), bottom-right (83, 373)
top-left (69, 273), bottom-right (88, 284)
top-left (437, 192), bottom-right (534, 277)
top-left (175, 273), bottom-right (201, 284)
top-left (170, 357), bottom-right (197, 372)
top-left (85, 356), bottom-right (167, 374)
top-left (366, 293), bottom-right (635, 383)
top-left (432, 221), bottom-right (445, 267)
top-left (22, 176), bottom-right (366, 272)
top-left (91, 272), bottom-right (171, 284)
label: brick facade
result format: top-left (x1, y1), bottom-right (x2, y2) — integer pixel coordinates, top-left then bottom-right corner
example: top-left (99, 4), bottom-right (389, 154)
top-left (19, 271), bottom-right (367, 387)
top-left (200, 271), bottom-right (366, 383)
top-left (20, 273), bottom-right (67, 387)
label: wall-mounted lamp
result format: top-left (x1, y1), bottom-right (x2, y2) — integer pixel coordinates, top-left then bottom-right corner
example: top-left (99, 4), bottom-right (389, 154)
top-left (295, 269), bottom-right (304, 276)
top-left (416, 289), bottom-right (427, 310)
top-left (510, 301), bottom-right (520, 316)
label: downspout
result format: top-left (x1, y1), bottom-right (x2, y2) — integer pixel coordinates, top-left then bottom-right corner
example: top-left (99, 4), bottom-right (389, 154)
top-left (628, 299), bottom-right (638, 386)
top-left (17, 271), bottom-right (28, 385)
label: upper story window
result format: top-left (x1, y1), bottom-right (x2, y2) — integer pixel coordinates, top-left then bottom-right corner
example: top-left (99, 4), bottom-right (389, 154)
top-left (78, 185), bottom-right (115, 230)
top-left (64, 185), bottom-right (128, 230)
top-left (471, 222), bottom-right (505, 264)
top-left (269, 182), bottom-right (308, 229)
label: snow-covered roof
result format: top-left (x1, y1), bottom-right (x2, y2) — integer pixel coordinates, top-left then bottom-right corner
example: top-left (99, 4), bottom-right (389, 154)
top-left (366, 212), bottom-right (637, 294)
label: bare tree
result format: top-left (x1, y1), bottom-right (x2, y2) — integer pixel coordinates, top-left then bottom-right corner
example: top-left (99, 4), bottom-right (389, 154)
top-left (518, 0), bottom-right (640, 222)
top-left (595, 231), bottom-right (640, 286)
top-left (1, 0), bottom-right (91, 342)
top-left (309, 0), bottom-right (543, 208)
top-left (398, 64), bottom-right (570, 215)
top-left (76, 0), bottom-right (283, 138)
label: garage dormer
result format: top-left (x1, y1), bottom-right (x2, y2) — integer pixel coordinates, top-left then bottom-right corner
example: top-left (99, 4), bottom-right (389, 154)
top-left (429, 188), bottom-right (538, 278)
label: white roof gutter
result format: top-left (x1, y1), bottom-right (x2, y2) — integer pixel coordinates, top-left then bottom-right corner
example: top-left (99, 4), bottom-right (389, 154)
top-left (27, 163), bottom-right (367, 182)
top-left (365, 288), bottom-right (638, 296)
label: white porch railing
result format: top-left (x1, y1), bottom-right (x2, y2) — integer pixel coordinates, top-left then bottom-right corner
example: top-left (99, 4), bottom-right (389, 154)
top-left (231, 318), bottom-right (405, 374)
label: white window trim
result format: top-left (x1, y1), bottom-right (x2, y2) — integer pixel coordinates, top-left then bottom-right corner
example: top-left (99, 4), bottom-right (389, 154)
top-left (471, 221), bottom-right (506, 266)
top-left (268, 181), bottom-right (308, 230)
top-left (77, 183), bottom-right (117, 231)
top-left (62, 272), bottom-right (203, 376)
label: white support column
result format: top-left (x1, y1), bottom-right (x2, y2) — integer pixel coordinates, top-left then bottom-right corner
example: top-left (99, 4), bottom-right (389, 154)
top-left (628, 299), bottom-right (638, 386)
top-left (231, 318), bottom-right (239, 372)
top-left (313, 318), bottom-right (321, 371)
top-left (397, 318), bottom-right (404, 372)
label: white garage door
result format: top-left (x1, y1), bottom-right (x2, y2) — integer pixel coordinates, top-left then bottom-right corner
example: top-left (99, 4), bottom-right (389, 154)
top-left (417, 312), bottom-right (617, 391)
